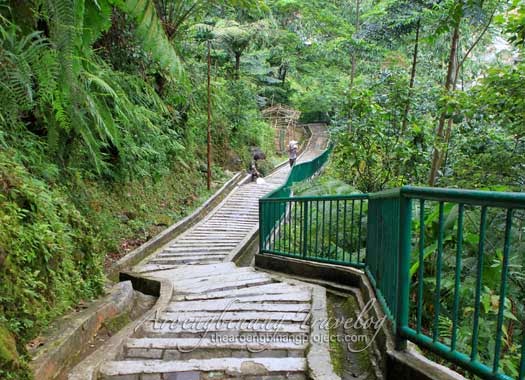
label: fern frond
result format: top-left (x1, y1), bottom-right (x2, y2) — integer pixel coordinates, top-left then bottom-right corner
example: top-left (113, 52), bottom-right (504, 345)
top-left (110, 0), bottom-right (186, 83)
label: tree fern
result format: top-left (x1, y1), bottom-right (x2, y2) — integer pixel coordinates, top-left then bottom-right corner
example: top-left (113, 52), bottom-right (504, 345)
top-left (0, 18), bottom-right (47, 125)
top-left (110, 0), bottom-right (186, 83)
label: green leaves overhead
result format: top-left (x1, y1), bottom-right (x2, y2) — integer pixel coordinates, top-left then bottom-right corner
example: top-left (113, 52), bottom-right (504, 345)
top-left (110, 0), bottom-right (186, 82)
top-left (0, 19), bottom-right (48, 124)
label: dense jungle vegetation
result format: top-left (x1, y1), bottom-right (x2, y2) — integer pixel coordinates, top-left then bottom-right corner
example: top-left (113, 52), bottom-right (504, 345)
top-left (0, 0), bottom-right (524, 378)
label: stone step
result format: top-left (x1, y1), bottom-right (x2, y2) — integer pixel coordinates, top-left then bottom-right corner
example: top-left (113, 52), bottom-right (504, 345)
top-left (211, 215), bottom-right (257, 220)
top-left (169, 266), bottom-right (255, 282)
top-left (165, 244), bottom-right (236, 250)
top-left (166, 300), bottom-right (310, 313)
top-left (156, 253), bottom-right (228, 260)
top-left (208, 219), bottom-right (257, 224)
top-left (173, 241), bottom-right (242, 246)
top-left (175, 292), bottom-right (311, 305)
top-left (179, 236), bottom-right (245, 241)
top-left (151, 263), bottom-right (238, 279)
top-left (180, 283), bottom-right (307, 301)
top-left (194, 227), bottom-right (252, 233)
top-left (212, 212), bottom-right (259, 217)
top-left (179, 234), bottom-right (245, 240)
top-left (133, 264), bottom-right (181, 273)
top-left (149, 257), bottom-right (224, 265)
top-left (174, 278), bottom-right (274, 294)
top-left (213, 207), bottom-right (258, 211)
top-left (159, 311), bottom-right (310, 324)
top-left (98, 358), bottom-right (306, 380)
top-left (194, 223), bottom-right (249, 228)
top-left (173, 275), bottom-right (273, 293)
top-left (172, 270), bottom-right (266, 286)
top-left (123, 338), bottom-right (307, 360)
top-left (200, 224), bottom-right (254, 229)
top-left (162, 247), bottom-right (233, 253)
top-left (140, 321), bottom-right (309, 338)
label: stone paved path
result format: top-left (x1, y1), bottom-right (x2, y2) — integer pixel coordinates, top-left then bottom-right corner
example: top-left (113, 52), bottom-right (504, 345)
top-left (97, 125), bottom-right (328, 380)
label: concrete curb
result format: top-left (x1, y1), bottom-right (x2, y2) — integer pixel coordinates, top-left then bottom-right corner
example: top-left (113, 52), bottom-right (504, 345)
top-left (254, 254), bottom-right (467, 380)
top-left (30, 281), bottom-right (135, 380)
top-left (107, 172), bottom-right (244, 281)
top-left (68, 277), bottom-right (174, 380)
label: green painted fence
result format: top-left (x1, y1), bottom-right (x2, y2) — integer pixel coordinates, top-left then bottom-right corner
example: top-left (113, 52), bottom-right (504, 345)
top-left (259, 146), bottom-right (525, 380)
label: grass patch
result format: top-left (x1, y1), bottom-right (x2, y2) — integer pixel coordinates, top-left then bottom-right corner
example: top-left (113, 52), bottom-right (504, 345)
top-left (327, 298), bottom-right (345, 377)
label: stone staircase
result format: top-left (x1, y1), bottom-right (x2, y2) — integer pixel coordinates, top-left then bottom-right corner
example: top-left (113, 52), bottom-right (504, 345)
top-left (94, 125), bottom-right (329, 380)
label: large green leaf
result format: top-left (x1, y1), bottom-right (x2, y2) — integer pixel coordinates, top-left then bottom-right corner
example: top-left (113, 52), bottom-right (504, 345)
top-left (110, 0), bottom-right (186, 83)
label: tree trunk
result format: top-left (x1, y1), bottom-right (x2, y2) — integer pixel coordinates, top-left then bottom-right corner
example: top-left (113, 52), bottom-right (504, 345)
top-left (349, 0), bottom-right (361, 90)
top-left (348, 0), bottom-right (361, 133)
top-left (435, 9), bottom-right (495, 178)
top-left (401, 19), bottom-right (420, 134)
top-left (234, 52), bottom-right (241, 80)
top-left (428, 22), bottom-right (460, 186)
top-left (207, 41), bottom-right (212, 190)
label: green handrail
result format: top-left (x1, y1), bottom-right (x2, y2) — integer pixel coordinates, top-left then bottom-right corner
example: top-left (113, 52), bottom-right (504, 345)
top-left (260, 167), bottom-right (525, 380)
top-left (259, 143), bottom-right (335, 257)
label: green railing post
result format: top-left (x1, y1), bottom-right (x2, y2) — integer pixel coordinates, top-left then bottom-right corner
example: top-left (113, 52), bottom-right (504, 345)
top-left (259, 199), bottom-right (264, 253)
top-left (302, 201), bottom-right (309, 257)
top-left (396, 194), bottom-right (412, 350)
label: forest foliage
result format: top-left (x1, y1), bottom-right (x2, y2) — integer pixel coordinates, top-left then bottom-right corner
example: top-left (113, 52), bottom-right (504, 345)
top-left (294, 1), bottom-right (525, 376)
top-left (1, 0), bottom-right (525, 379)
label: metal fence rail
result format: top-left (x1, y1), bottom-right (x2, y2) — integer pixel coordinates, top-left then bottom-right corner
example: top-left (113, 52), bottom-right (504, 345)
top-left (259, 144), bottom-right (525, 380)
top-left (398, 187), bottom-right (525, 380)
top-left (260, 195), bottom-right (367, 267)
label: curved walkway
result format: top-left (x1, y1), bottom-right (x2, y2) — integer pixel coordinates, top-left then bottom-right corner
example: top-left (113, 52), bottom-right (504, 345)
top-left (97, 124), bottom-right (329, 380)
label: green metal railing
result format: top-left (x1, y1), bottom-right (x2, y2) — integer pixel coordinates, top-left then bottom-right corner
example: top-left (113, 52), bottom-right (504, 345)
top-left (260, 143), bottom-right (334, 248)
top-left (259, 145), bottom-right (525, 380)
top-left (264, 143), bottom-right (334, 200)
top-left (260, 195), bottom-right (368, 267)
top-left (397, 187), bottom-right (525, 380)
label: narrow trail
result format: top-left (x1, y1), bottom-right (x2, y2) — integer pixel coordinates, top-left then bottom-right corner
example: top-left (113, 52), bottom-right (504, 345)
top-left (96, 124), bottom-right (329, 380)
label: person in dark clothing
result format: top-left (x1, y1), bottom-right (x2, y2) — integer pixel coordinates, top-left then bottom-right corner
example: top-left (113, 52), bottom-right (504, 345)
top-left (250, 156), bottom-right (261, 182)
top-left (288, 141), bottom-right (298, 167)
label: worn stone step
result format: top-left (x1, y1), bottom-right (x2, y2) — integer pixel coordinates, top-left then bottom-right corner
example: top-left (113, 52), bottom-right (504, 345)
top-left (200, 224), bottom-right (254, 229)
top-left (151, 254), bottom-right (228, 261)
top-left (133, 264), bottom-right (181, 273)
top-left (173, 275), bottom-right (273, 293)
top-left (141, 321), bottom-right (309, 338)
top-left (168, 243), bottom-right (238, 248)
top-left (173, 266), bottom-right (254, 281)
top-left (213, 207), bottom-right (258, 212)
top-left (162, 247), bottom-right (232, 253)
top-left (149, 257), bottom-right (224, 265)
top-left (156, 254), bottom-right (228, 260)
top-left (159, 311), bottom-right (310, 324)
top-left (175, 292), bottom-right (311, 305)
top-left (172, 270), bottom-right (266, 286)
top-left (179, 237), bottom-right (244, 242)
top-left (180, 283), bottom-right (307, 301)
top-left (150, 263), bottom-right (238, 280)
top-left (124, 338), bottom-right (307, 360)
top-left (206, 216), bottom-right (256, 221)
top-left (193, 227), bottom-right (251, 233)
top-left (166, 300), bottom-right (310, 313)
top-left (98, 358), bottom-right (307, 379)
top-left (212, 212), bottom-right (258, 218)
top-left (174, 278), bottom-right (275, 294)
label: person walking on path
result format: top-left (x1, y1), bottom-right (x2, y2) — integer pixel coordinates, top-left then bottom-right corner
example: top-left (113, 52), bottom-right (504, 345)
top-left (288, 140), bottom-right (298, 167)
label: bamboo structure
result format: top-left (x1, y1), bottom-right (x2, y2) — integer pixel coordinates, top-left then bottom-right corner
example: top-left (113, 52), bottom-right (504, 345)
top-left (262, 104), bottom-right (301, 153)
